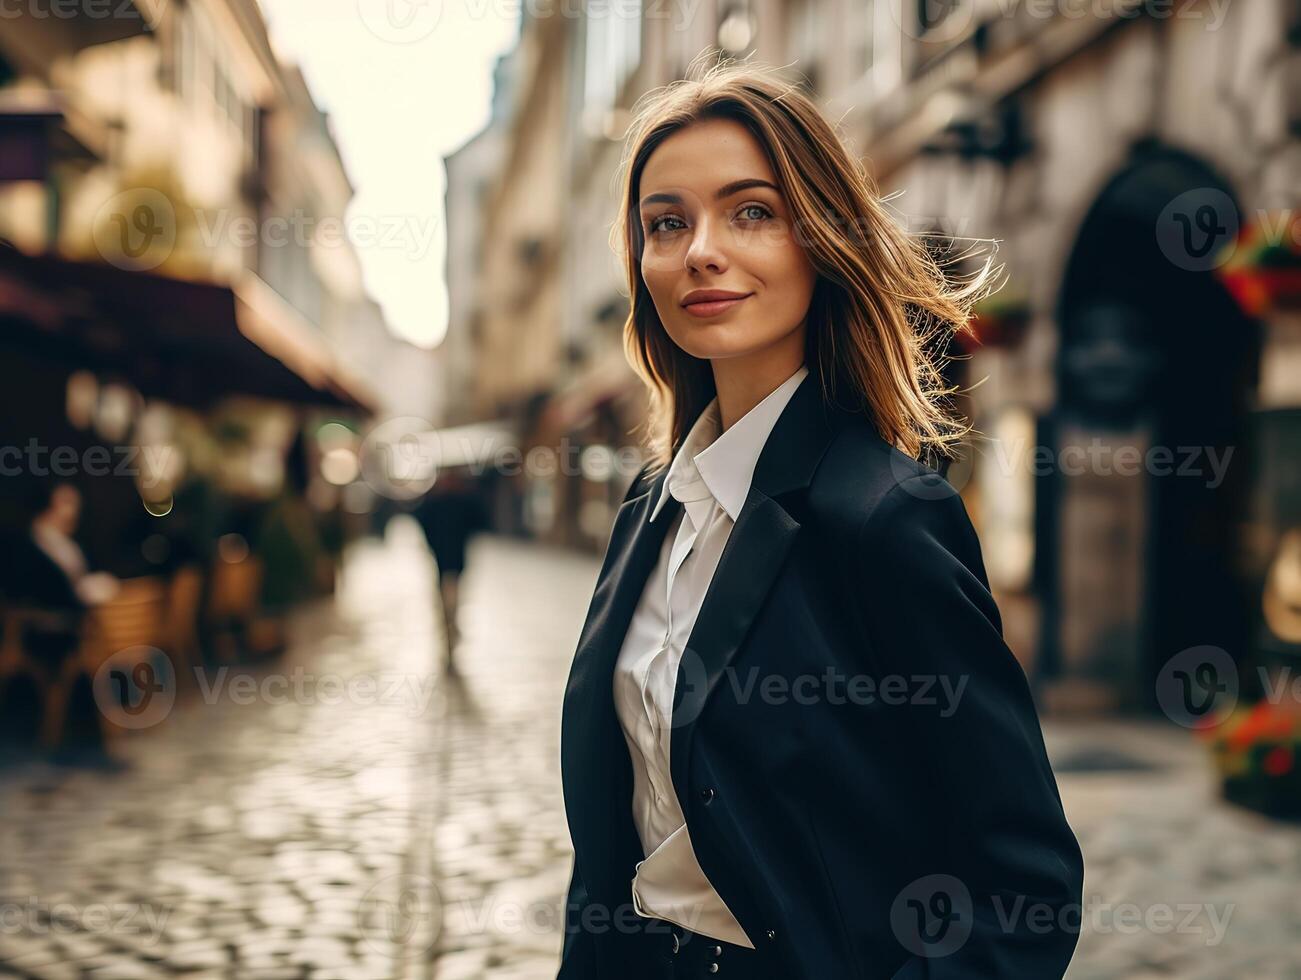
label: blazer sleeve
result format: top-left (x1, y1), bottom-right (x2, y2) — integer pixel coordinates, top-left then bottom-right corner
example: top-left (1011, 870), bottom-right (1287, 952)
top-left (557, 859), bottom-right (598, 979)
top-left (555, 458), bottom-right (654, 979)
top-left (850, 474), bottom-right (1084, 979)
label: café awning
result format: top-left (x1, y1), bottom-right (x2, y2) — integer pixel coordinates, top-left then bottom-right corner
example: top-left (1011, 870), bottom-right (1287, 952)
top-left (0, 243), bottom-right (377, 413)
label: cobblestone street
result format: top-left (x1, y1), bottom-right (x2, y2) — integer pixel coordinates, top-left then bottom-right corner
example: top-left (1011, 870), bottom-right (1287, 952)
top-left (1045, 722), bottom-right (1301, 979)
top-left (1, 520), bottom-right (1299, 978)
top-left (0, 519), bottom-right (584, 980)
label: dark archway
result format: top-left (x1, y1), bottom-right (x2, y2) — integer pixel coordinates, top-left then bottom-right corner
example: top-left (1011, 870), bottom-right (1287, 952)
top-left (1047, 141), bottom-right (1261, 712)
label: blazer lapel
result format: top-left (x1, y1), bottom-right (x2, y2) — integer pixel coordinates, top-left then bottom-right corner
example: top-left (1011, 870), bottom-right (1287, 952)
top-left (560, 462), bottom-right (681, 899)
top-left (560, 370), bottom-right (852, 907)
top-left (667, 371), bottom-right (848, 800)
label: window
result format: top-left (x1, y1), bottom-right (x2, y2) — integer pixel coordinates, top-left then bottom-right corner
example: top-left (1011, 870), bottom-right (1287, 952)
top-left (583, 0), bottom-right (642, 127)
top-left (849, 0), bottom-right (874, 80)
top-left (786, 0), bottom-right (821, 95)
top-left (220, 66), bottom-right (242, 128)
top-left (215, 64), bottom-right (228, 117)
top-left (174, 4), bottom-right (254, 156)
top-left (244, 104), bottom-right (259, 167)
top-left (175, 9), bottom-right (195, 101)
top-left (870, 0), bottom-right (902, 92)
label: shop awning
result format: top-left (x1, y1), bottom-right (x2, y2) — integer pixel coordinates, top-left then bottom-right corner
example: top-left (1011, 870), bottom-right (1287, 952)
top-left (0, 243), bottom-right (377, 413)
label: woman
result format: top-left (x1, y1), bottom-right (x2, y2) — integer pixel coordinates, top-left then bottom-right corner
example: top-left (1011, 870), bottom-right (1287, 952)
top-left (558, 59), bottom-right (1083, 980)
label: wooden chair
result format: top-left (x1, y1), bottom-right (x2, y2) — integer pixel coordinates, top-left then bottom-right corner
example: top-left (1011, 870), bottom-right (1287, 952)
top-left (45, 576), bottom-right (167, 743)
top-left (0, 607), bottom-right (75, 751)
top-left (204, 555), bottom-right (264, 664)
top-left (6, 567), bottom-right (200, 754)
top-left (159, 564), bottom-right (204, 691)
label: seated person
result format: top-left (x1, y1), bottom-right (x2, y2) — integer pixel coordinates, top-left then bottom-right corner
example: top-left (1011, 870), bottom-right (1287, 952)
top-left (0, 482), bottom-right (118, 669)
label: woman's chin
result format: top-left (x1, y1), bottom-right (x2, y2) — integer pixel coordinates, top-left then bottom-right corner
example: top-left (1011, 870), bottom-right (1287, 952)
top-left (670, 326), bottom-right (767, 361)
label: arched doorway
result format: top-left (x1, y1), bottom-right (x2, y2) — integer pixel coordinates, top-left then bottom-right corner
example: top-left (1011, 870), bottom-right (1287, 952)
top-left (1046, 142), bottom-right (1261, 713)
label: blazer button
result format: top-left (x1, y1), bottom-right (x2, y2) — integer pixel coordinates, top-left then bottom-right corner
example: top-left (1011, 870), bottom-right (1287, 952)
top-left (700, 787), bottom-right (715, 804)
top-left (766, 928), bottom-right (777, 941)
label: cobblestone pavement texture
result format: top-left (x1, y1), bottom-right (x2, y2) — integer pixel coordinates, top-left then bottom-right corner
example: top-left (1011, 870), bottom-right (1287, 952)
top-left (0, 521), bottom-right (1298, 978)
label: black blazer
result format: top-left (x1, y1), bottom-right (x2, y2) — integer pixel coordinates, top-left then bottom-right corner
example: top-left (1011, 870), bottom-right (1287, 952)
top-left (557, 372), bottom-right (1084, 979)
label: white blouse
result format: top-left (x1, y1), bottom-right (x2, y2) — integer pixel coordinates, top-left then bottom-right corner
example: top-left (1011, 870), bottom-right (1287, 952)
top-left (611, 363), bottom-right (809, 948)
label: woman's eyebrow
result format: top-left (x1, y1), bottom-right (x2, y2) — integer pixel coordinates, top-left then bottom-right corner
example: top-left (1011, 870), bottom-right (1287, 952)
top-left (639, 178), bottom-right (781, 209)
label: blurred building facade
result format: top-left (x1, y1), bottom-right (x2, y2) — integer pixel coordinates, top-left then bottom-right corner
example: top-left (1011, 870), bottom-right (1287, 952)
top-left (0, 0), bottom-right (437, 417)
top-left (0, 0), bottom-right (438, 580)
top-left (851, 3), bottom-right (1299, 718)
top-left (443, 0), bottom-right (1301, 713)
top-left (442, 48), bottom-right (516, 427)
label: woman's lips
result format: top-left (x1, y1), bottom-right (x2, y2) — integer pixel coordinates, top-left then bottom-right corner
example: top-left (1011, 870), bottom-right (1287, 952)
top-left (682, 294), bottom-right (751, 317)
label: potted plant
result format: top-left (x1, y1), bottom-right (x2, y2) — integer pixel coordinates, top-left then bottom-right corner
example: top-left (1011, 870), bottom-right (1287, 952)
top-left (1215, 211), bottom-right (1301, 317)
top-left (1197, 696), bottom-right (1301, 820)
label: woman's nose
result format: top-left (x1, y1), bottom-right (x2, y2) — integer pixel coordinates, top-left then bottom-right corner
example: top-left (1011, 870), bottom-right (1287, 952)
top-left (685, 218), bottom-right (727, 273)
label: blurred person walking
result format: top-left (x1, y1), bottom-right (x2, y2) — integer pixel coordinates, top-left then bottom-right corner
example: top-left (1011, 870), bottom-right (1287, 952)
top-left (414, 468), bottom-right (489, 673)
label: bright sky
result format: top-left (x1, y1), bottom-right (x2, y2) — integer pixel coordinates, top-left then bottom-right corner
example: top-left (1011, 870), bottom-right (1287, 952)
top-left (256, 0), bottom-right (520, 349)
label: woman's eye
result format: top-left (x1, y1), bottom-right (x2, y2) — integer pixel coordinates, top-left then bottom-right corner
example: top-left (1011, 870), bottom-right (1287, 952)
top-left (648, 215), bottom-right (685, 234)
top-left (648, 205), bottom-right (771, 235)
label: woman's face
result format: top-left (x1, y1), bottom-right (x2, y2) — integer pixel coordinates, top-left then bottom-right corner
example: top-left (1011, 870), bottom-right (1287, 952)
top-left (637, 117), bottom-right (817, 362)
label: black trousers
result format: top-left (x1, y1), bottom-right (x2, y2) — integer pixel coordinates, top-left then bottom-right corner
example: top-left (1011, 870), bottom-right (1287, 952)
top-left (639, 920), bottom-right (778, 979)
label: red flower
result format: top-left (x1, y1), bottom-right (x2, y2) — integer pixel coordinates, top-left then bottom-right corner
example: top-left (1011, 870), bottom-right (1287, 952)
top-left (1262, 745), bottom-right (1294, 777)
top-left (1227, 701), bottom-right (1279, 752)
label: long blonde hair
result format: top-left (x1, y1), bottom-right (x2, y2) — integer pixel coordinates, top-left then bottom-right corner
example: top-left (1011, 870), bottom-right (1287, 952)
top-left (612, 55), bottom-right (1001, 470)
